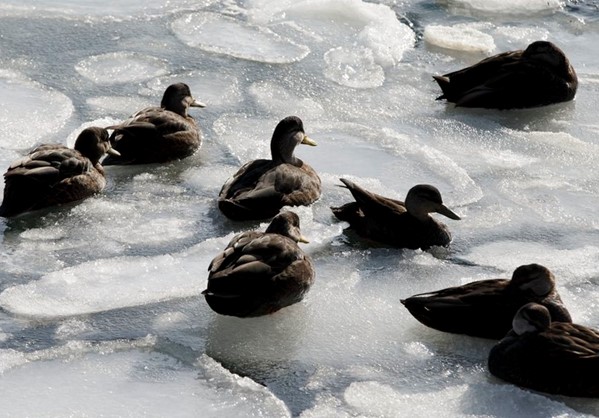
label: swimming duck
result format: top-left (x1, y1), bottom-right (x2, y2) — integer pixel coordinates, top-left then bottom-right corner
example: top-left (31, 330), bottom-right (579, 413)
top-left (203, 211), bottom-right (315, 317)
top-left (331, 179), bottom-right (460, 250)
top-left (218, 116), bottom-right (321, 221)
top-left (401, 264), bottom-right (572, 339)
top-left (0, 127), bottom-right (118, 217)
top-left (103, 83), bottom-right (205, 165)
top-left (489, 303), bottom-right (599, 397)
top-left (433, 41), bottom-right (577, 109)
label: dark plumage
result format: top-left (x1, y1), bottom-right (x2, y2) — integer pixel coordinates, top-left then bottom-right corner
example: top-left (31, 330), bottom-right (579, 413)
top-left (489, 303), bottom-right (599, 397)
top-left (0, 127), bottom-right (118, 217)
top-left (218, 116), bottom-right (321, 221)
top-left (433, 41), bottom-right (577, 109)
top-left (401, 264), bottom-right (572, 339)
top-left (203, 211), bottom-right (315, 318)
top-left (103, 83), bottom-right (205, 165)
top-left (331, 179), bottom-right (460, 250)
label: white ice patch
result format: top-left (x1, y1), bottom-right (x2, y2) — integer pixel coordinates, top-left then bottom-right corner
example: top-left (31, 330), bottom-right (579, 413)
top-left (0, 345), bottom-right (290, 417)
top-left (324, 46), bottom-right (385, 88)
top-left (171, 12), bottom-right (310, 64)
top-left (0, 0), bottom-right (217, 19)
top-left (247, 0), bottom-right (414, 86)
top-left (0, 238), bottom-right (227, 319)
top-left (0, 70), bottom-right (73, 150)
top-left (424, 23), bottom-right (495, 53)
top-left (493, 26), bottom-right (549, 46)
top-left (441, 0), bottom-right (563, 14)
top-left (75, 52), bottom-right (169, 85)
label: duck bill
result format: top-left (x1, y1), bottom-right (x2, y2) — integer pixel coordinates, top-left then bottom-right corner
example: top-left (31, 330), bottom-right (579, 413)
top-left (190, 98), bottom-right (206, 108)
top-left (298, 235), bottom-right (310, 244)
top-left (301, 135), bottom-right (317, 146)
top-left (436, 204), bottom-right (460, 220)
top-left (107, 148), bottom-right (121, 157)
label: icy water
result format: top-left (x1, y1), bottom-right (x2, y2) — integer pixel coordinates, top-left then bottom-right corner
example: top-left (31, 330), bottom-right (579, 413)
top-left (0, 0), bottom-right (598, 416)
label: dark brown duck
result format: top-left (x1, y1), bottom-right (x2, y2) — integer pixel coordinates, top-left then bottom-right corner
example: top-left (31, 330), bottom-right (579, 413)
top-left (402, 264), bottom-right (572, 339)
top-left (103, 83), bottom-right (205, 165)
top-left (203, 211), bottom-right (315, 318)
top-left (489, 303), bottom-right (599, 397)
top-left (0, 127), bottom-right (118, 217)
top-left (433, 41), bottom-right (577, 109)
top-left (218, 116), bottom-right (321, 221)
top-left (331, 179), bottom-right (460, 250)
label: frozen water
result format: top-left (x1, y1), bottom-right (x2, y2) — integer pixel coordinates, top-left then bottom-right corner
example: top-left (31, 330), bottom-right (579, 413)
top-left (0, 0), bottom-right (599, 416)
top-left (0, 70), bottom-right (73, 150)
top-left (424, 23), bottom-right (496, 53)
top-left (76, 52), bottom-right (170, 85)
top-left (441, 0), bottom-right (563, 15)
top-left (171, 12), bottom-right (310, 64)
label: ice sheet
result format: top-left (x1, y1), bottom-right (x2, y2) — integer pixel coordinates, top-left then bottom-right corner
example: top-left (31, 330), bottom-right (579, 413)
top-left (75, 52), bottom-right (170, 85)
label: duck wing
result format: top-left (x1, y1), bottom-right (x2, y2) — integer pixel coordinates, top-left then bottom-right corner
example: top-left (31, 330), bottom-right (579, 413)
top-left (206, 232), bottom-right (304, 297)
top-left (105, 107), bottom-right (199, 164)
top-left (0, 146), bottom-right (94, 216)
top-left (336, 178), bottom-right (405, 218)
top-left (401, 279), bottom-right (515, 339)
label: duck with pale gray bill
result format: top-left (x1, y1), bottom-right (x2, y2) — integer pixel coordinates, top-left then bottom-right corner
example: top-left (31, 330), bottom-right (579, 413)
top-left (401, 264), bottom-right (572, 339)
top-left (0, 127), bottom-right (119, 217)
top-left (433, 41), bottom-right (577, 109)
top-left (489, 302), bottom-right (599, 398)
top-left (331, 179), bottom-right (460, 250)
top-left (103, 83), bottom-right (205, 165)
top-left (203, 211), bottom-right (314, 318)
top-left (218, 116), bottom-right (321, 221)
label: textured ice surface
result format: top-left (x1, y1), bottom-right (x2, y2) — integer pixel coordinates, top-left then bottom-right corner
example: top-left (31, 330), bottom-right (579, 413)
top-left (441, 0), bottom-right (563, 15)
top-left (0, 70), bottom-right (73, 150)
top-left (425, 23), bottom-right (495, 53)
top-left (76, 52), bottom-right (170, 85)
top-left (0, 342), bottom-right (290, 417)
top-left (172, 12), bottom-right (310, 64)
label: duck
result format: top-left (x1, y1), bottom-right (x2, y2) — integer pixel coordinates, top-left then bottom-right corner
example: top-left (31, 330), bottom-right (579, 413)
top-left (489, 302), bottom-right (599, 397)
top-left (203, 211), bottom-right (315, 318)
top-left (401, 264), bottom-right (572, 339)
top-left (433, 41), bottom-right (577, 109)
top-left (103, 83), bottom-right (205, 165)
top-left (331, 179), bottom-right (460, 250)
top-left (218, 116), bottom-right (321, 221)
top-left (0, 127), bottom-right (119, 217)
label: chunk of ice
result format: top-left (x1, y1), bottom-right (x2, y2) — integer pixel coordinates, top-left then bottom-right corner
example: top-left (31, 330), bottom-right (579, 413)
top-left (171, 12), bottom-right (310, 64)
top-left (75, 52), bottom-right (169, 85)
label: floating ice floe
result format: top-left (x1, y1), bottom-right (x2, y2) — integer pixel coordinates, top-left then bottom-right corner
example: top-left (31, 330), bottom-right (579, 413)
top-left (0, 0), bottom-right (216, 19)
top-left (0, 341), bottom-right (290, 417)
top-left (75, 52), bottom-right (169, 85)
top-left (0, 70), bottom-right (73, 150)
top-left (441, 0), bottom-right (563, 15)
top-left (0, 237), bottom-right (228, 319)
top-left (249, 80), bottom-right (325, 118)
top-left (247, 0), bottom-right (415, 87)
top-left (171, 12), bottom-right (310, 64)
top-left (424, 23), bottom-right (495, 53)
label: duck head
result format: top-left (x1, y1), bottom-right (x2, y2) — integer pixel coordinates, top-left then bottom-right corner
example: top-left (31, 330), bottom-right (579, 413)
top-left (74, 127), bottom-right (120, 165)
top-left (512, 303), bottom-right (551, 336)
top-left (161, 83), bottom-right (206, 117)
top-left (404, 184), bottom-right (460, 221)
top-left (270, 116), bottom-right (317, 165)
top-left (265, 211), bottom-right (309, 243)
top-left (510, 263), bottom-right (555, 298)
top-left (523, 41), bottom-right (576, 79)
